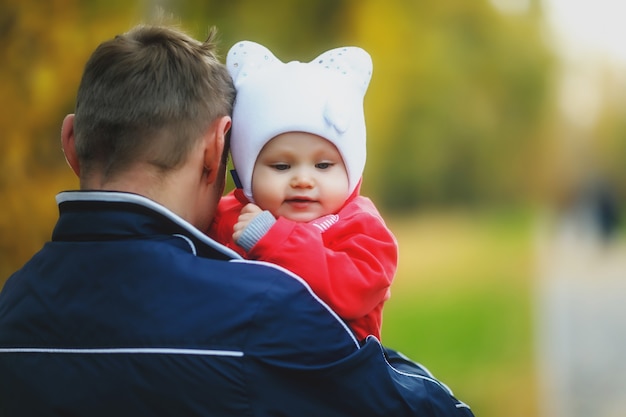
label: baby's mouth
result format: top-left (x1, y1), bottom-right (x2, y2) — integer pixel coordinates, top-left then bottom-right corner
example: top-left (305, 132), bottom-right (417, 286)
top-left (285, 197), bottom-right (316, 207)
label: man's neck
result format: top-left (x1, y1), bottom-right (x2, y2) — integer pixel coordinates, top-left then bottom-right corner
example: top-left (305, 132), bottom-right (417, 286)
top-left (81, 164), bottom-right (198, 226)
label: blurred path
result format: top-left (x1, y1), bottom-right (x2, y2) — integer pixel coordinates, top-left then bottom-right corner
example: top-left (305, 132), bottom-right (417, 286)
top-left (535, 214), bottom-right (626, 417)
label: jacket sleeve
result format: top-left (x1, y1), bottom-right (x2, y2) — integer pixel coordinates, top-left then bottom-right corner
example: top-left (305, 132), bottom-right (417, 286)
top-left (246, 334), bottom-right (475, 417)
top-left (244, 264), bottom-right (474, 416)
top-left (244, 260), bottom-right (361, 367)
top-left (247, 208), bottom-right (398, 321)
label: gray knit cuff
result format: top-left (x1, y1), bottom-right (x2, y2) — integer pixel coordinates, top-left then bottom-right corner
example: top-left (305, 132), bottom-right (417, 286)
top-left (236, 210), bottom-right (276, 252)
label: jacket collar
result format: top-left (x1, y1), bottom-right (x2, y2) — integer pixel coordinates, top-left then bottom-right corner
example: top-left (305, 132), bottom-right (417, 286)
top-left (54, 191), bottom-right (242, 261)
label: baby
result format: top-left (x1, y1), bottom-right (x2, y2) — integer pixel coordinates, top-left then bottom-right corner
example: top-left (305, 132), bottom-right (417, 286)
top-left (210, 40), bottom-right (398, 342)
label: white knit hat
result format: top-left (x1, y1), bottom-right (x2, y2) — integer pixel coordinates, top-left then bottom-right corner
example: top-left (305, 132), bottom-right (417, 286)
top-left (226, 40), bottom-right (373, 202)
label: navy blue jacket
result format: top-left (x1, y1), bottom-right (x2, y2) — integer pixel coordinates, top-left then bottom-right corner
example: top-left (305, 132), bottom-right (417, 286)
top-left (0, 191), bottom-right (473, 416)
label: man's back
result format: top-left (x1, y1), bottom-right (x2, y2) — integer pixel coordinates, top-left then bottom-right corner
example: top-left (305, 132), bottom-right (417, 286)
top-left (0, 192), bottom-right (473, 416)
top-left (0, 192), bottom-right (358, 416)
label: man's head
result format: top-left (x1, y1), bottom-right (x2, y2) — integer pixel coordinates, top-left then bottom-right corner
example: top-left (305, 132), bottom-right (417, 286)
top-left (225, 40), bottom-right (372, 203)
top-left (69, 24), bottom-right (234, 185)
top-left (61, 24), bottom-right (235, 230)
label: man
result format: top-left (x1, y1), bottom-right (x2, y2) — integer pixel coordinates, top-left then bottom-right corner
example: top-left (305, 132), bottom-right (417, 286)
top-left (0, 24), bottom-right (473, 416)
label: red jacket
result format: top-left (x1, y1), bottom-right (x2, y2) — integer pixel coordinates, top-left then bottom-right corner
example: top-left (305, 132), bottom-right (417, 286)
top-left (210, 188), bottom-right (398, 341)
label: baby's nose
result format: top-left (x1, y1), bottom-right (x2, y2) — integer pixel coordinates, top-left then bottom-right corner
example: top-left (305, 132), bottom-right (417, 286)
top-left (290, 171), bottom-right (314, 188)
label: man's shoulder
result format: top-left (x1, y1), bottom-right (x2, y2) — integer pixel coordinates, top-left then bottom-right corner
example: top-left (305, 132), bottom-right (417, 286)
top-left (221, 258), bottom-right (336, 307)
top-left (188, 256), bottom-right (353, 327)
top-left (223, 259), bottom-right (360, 356)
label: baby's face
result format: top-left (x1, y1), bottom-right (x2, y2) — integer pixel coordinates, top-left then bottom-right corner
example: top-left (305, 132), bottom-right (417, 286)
top-left (251, 132), bottom-right (350, 222)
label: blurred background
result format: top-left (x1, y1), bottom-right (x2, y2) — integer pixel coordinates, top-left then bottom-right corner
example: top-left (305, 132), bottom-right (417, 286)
top-left (1, 0), bottom-right (625, 416)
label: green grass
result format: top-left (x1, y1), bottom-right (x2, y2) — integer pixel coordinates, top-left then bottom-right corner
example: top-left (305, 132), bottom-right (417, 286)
top-left (382, 208), bottom-right (538, 417)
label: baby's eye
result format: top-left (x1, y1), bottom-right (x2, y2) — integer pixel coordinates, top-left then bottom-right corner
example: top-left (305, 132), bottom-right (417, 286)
top-left (315, 162), bottom-right (333, 169)
top-left (271, 163), bottom-right (290, 171)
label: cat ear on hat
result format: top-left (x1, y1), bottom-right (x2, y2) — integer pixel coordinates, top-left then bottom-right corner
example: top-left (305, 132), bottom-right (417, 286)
top-left (226, 41), bottom-right (280, 85)
top-left (312, 46), bottom-right (373, 95)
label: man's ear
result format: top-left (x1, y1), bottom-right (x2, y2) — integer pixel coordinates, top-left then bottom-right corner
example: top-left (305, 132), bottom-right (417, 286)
top-left (61, 114), bottom-right (80, 177)
top-left (203, 115), bottom-right (231, 184)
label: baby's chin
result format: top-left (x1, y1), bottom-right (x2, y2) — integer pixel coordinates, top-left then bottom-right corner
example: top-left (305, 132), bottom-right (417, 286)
top-left (279, 211), bottom-right (325, 223)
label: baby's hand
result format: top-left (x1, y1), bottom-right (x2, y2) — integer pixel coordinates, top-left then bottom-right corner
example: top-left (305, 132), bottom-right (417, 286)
top-left (233, 203), bottom-right (264, 243)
